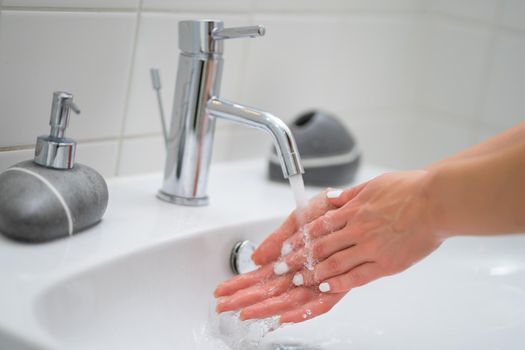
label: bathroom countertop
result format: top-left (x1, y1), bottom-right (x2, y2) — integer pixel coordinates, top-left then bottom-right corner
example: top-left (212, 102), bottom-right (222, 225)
top-left (0, 159), bottom-right (387, 349)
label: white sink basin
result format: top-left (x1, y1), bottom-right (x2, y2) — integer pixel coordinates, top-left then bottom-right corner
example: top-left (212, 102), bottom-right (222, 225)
top-left (0, 160), bottom-right (524, 349)
top-left (35, 224), bottom-right (525, 350)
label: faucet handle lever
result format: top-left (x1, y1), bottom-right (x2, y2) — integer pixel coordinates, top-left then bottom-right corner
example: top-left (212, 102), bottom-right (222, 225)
top-left (64, 99), bottom-right (81, 115)
top-left (212, 25), bottom-right (265, 40)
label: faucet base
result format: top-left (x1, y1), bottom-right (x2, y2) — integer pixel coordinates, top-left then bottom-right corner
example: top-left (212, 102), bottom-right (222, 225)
top-left (156, 191), bottom-right (209, 206)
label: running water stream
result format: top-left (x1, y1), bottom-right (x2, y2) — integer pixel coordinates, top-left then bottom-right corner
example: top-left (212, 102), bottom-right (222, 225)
top-left (288, 174), bottom-right (315, 270)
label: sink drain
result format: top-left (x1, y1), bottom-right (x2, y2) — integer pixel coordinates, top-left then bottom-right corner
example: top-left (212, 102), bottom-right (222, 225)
top-left (230, 240), bottom-right (257, 274)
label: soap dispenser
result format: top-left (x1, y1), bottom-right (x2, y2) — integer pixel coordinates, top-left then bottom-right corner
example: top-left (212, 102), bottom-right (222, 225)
top-left (0, 91), bottom-right (109, 242)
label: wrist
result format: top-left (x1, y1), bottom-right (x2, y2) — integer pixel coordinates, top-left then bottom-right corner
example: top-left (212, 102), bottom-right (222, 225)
top-left (423, 166), bottom-right (455, 240)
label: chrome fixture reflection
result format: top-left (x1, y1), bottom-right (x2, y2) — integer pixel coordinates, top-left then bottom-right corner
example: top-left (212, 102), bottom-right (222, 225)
top-left (230, 240), bottom-right (257, 275)
top-left (151, 19), bottom-right (303, 206)
top-left (34, 91), bottom-right (81, 170)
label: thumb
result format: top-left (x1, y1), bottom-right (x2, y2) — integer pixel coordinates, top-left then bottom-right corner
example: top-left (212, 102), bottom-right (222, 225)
top-left (325, 182), bottom-right (368, 207)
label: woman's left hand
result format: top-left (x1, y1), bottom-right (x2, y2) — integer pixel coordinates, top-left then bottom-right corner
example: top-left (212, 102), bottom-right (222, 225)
top-left (215, 263), bottom-right (347, 323)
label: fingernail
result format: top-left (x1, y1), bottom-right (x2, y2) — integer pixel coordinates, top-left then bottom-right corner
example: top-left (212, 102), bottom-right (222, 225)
top-left (319, 282), bottom-right (331, 292)
top-left (326, 189), bottom-right (343, 199)
top-left (281, 242), bottom-right (292, 256)
top-left (292, 273), bottom-right (304, 286)
top-left (273, 261), bottom-right (289, 275)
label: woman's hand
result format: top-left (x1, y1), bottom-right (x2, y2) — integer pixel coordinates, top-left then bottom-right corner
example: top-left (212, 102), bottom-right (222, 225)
top-left (214, 263), bottom-right (347, 323)
top-left (215, 190), bottom-right (350, 323)
top-left (215, 170), bottom-right (443, 323)
top-left (250, 189), bottom-right (346, 266)
top-left (287, 171), bottom-right (442, 293)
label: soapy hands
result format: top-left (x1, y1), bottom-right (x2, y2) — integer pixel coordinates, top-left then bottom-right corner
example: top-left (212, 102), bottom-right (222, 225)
top-left (215, 191), bottom-right (348, 323)
top-left (215, 171), bottom-right (443, 324)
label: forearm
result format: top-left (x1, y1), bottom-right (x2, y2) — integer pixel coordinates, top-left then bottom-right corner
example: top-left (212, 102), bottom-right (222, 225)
top-left (426, 121), bottom-right (525, 171)
top-left (427, 141), bottom-right (525, 237)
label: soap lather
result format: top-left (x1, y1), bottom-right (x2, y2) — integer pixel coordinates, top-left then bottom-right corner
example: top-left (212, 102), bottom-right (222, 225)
top-left (0, 91), bottom-right (109, 242)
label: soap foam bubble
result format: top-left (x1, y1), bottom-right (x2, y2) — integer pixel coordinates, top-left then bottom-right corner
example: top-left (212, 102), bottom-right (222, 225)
top-left (292, 273), bottom-right (304, 286)
top-left (198, 306), bottom-right (281, 350)
top-left (281, 241), bottom-right (293, 256)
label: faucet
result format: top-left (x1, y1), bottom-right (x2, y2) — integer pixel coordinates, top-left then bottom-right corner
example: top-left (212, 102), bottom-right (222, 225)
top-left (153, 19), bottom-right (303, 206)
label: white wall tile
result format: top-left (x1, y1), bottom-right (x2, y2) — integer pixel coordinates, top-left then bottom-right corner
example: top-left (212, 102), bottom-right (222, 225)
top-left (124, 13), bottom-right (249, 136)
top-left (0, 11), bottom-right (136, 148)
top-left (335, 15), bottom-right (420, 113)
top-left (253, 0), bottom-right (347, 12)
top-left (225, 124), bottom-right (272, 161)
top-left (0, 141), bottom-right (118, 177)
top-left (404, 116), bottom-right (475, 168)
top-left (117, 136), bottom-right (165, 175)
top-left (420, 18), bottom-right (492, 121)
top-left (345, 0), bottom-right (425, 11)
top-left (240, 13), bottom-right (341, 121)
top-left (76, 141), bottom-right (119, 178)
top-left (348, 112), bottom-right (474, 169)
top-left (142, 0), bottom-right (252, 12)
top-left (481, 33), bottom-right (525, 130)
top-left (2, 0), bottom-right (138, 8)
top-left (501, 0), bottom-right (525, 30)
top-left (427, 0), bottom-right (501, 23)
top-left (0, 149), bottom-right (34, 173)
top-left (253, 0), bottom-right (423, 12)
top-left (346, 114), bottom-right (413, 170)
top-left (240, 14), bottom-right (419, 124)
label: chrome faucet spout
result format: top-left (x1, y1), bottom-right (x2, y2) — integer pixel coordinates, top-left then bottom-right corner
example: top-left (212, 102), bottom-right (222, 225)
top-left (207, 98), bottom-right (303, 178)
top-left (157, 19), bottom-right (304, 206)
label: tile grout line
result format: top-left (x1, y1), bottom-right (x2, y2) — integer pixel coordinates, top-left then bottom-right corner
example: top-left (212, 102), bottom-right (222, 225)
top-left (1, 5), bottom-right (523, 34)
top-left (0, 5), bottom-right (426, 16)
top-left (1, 6), bottom-right (137, 13)
top-left (0, 133), bottom-right (164, 153)
top-left (114, 0), bottom-right (144, 177)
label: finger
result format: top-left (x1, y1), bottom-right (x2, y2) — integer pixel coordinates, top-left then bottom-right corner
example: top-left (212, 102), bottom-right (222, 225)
top-left (252, 191), bottom-right (335, 266)
top-left (280, 208), bottom-right (352, 258)
top-left (216, 275), bottom-right (292, 313)
top-left (319, 262), bottom-right (382, 293)
top-left (278, 228), bottom-right (358, 278)
top-left (279, 292), bottom-right (346, 324)
top-left (326, 182), bottom-right (368, 207)
top-left (292, 229), bottom-right (355, 286)
top-left (239, 287), bottom-right (317, 320)
top-left (214, 264), bottom-right (274, 297)
top-left (312, 246), bottom-right (369, 283)
top-left (252, 214), bottom-right (297, 266)
top-left (273, 247), bottom-right (308, 276)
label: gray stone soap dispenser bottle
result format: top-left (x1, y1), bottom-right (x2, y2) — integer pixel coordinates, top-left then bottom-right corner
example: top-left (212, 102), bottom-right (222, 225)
top-left (0, 91), bottom-right (109, 242)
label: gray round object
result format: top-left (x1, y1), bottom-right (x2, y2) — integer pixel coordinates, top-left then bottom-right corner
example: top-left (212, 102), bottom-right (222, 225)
top-left (268, 110), bottom-right (361, 187)
top-left (0, 160), bottom-right (108, 242)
